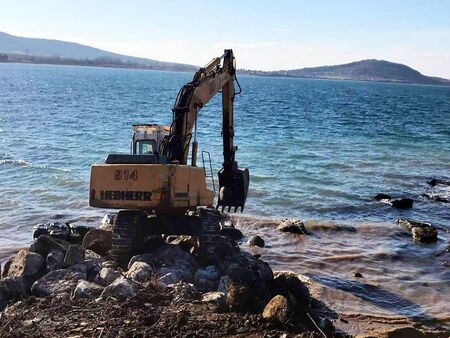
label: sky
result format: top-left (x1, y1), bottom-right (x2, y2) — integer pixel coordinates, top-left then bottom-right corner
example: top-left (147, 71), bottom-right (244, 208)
top-left (1, 0), bottom-right (450, 78)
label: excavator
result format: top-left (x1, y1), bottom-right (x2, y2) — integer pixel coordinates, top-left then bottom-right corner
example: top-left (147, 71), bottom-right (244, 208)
top-left (89, 49), bottom-right (249, 263)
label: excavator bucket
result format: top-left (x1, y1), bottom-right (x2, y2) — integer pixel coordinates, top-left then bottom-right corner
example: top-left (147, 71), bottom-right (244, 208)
top-left (217, 167), bottom-right (250, 212)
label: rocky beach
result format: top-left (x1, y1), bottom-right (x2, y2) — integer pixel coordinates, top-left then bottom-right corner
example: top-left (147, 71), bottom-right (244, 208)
top-left (0, 211), bottom-right (448, 338)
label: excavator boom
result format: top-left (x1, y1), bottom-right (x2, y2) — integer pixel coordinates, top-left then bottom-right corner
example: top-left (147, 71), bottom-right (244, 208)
top-left (161, 49), bottom-right (249, 211)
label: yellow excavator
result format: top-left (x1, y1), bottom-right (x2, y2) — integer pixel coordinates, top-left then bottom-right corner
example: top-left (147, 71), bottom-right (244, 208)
top-left (89, 49), bottom-right (249, 263)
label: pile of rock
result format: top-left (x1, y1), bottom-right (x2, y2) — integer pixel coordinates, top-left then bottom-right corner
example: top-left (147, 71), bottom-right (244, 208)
top-left (0, 217), bottom-right (328, 334)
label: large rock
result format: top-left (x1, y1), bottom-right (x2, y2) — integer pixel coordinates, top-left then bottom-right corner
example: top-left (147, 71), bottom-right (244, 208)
top-left (6, 250), bottom-right (45, 288)
top-left (271, 272), bottom-right (311, 316)
top-left (128, 253), bottom-right (155, 270)
top-left (396, 219), bottom-right (438, 243)
top-left (101, 276), bottom-right (138, 300)
top-left (98, 267), bottom-right (121, 286)
top-left (31, 268), bottom-right (86, 298)
top-left (0, 277), bottom-right (27, 308)
top-left (126, 262), bottom-right (154, 283)
top-left (217, 275), bottom-right (233, 293)
top-left (100, 213), bottom-right (116, 231)
top-left (391, 198), bottom-right (413, 209)
top-left (46, 249), bottom-right (65, 271)
top-left (248, 235), bottom-right (265, 248)
top-left (226, 285), bottom-right (262, 313)
top-left (277, 219), bottom-right (307, 235)
top-left (159, 272), bottom-right (181, 286)
top-left (262, 295), bottom-right (293, 324)
top-left (72, 280), bottom-right (104, 299)
top-left (411, 226), bottom-right (438, 243)
top-left (201, 291), bottom-right (226, 310)
top-left (171, 281), bottom-right (198, 304)
top-left (220, 227), bottom-right (244, 241)
top-left (30, 235), bottom-right (68, 258)
top-left (374, 193), bottom-right (392, 201)
top-left (64, 245), bottom-right (85, 266)
top-left (81, 229), bottom-right (112, 256)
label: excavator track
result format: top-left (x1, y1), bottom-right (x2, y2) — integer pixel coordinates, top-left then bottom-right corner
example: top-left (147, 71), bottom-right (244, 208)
top-left (198, 207), bottom-right (222, 253)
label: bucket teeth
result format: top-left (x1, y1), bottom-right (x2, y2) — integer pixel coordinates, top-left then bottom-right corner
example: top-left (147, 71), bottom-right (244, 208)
top-left (216, 167), bottom-right (249, 213)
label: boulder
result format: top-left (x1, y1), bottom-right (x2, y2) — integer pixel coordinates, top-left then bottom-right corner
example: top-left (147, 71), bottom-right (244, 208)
top-left (412, 226), bottom-right (438, 243)
top-left (126, 262), bottom-right (154, 283)
top-left (102, 260), bottom-right (118, 269)
top-left (72, 280), bottom-right (104, 300)
top-left (277, 219), bottom-right (307, 235)
top-left (201, 291), bottom-right (226, 310)
top-left (81, 229), bottom-right (112, 256)
top-left (391, 198), bottom-right (413, 209)
top-left (31, 268), bottom-right (86, 298)
top-left (6, 250), bottom-right (45, 288)
top-left (194, 265), bottom-right (220, 282)
top-left (396, 219), bottom-right (438, 243)
top-left (101, 276), bottom-right (138, 300)
top-left (159, 267), bottom-right (191, 282)
top-left (248, 235), bottom-right (265, 248)
top-left (128, 253), bottom-right (155, 270)
top-left (262, 295), bottom-right (293, 324)
top-left (220, 227), bottom-right (244, 241)
top-left (374, 193), bottom-right (391, 201)
top-left (0, 277), bottom-right (27, 307)
top-left (98, 267), bottom-right (121, 286)
top-left (46, 249), bottom-right (65, 271)
top-left (159, 272), bottom-right (181, 286)
top-left (1, 257), bottom-right (14, 278)
top-left (68, 225), bottom-right (93, 244)
top-left (271, 272), bottom-right (311, 314)
top-left (171, 281), bottom-right (198, 303)
top-left (64, 245), bottom-right (85, 266)
top-left (217, 275), bottom-right (233, 293)
top-left (100, 213), bottom-right (116, 231)
top-left (30, 235), bottom-right (68, 259)
top-left (427, 178), bottom-right (450, 187)
top-left (226, 285), bottom-right (261, 313)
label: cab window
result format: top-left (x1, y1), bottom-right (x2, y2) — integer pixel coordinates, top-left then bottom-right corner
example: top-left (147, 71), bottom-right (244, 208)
top-left (135, 140), bottom-right (157, 154)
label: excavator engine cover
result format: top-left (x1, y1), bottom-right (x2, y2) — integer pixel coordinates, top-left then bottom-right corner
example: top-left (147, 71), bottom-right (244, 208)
top-left (217, 167), bottom-right (249, 212)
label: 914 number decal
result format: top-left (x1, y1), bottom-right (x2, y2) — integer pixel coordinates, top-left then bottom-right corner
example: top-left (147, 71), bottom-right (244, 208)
top-left (114, 169), bottom-right (138, 181)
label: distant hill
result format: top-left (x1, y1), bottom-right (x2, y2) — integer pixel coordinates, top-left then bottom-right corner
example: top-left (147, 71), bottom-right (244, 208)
top-left (0, 31), bottom-right (197, 72)
top-left (240, 60), bottom-right (450, 86)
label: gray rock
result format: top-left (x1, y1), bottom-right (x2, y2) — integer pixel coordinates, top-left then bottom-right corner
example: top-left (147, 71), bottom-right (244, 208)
top-left (81, 229), bottom-right (112, 256)
top-left (374, 193), bottom-right (392, 201)
top-left (31, 268), bottom-right (86, 298)
top-left (159, 272), bottom-right (181, 286)
top-left (1, 257), bottom-right (13, 278)
top-left (262, 295), bottom-right (293, 324)
top-left (226, 285), bottom-right (261, 313)
top-left (128, 254), bottom-right (155, 270)
top-left (194, 265), bottom-right (220, 282)
top-left (6, 250), bottom-right (45, 288)
top-left (64, 245), bottom-right (85, 266)
top-left (72, 280), bottom-right (104, 299)
top-left (102, 260), bottom-right (119, 269)
top-left (391, 198), bottom-right (413, 209)
top-left (0, 277), bottom-right (27, 304)
top-left (46, 249), bottom-right (65, 271)
top-left (277, 219), bottom-right (307, 235)
top-left (412, 226), bottom-right (438, 243)
top-left (126, 262), bottom-right (154, 283)
top-left (101, 276), bottom-right (138, 300)
top-left (248, 235), bottom-right (265, 247)
top-left (217, 275), bottom-right (233, 293)
top-left (98, 267), bottom-right (121, 286)
top-left (220, 227), bottom-right (244, 241)
top-left (271, 272), bottom-right (310, 313)
top-left (85, 249), bottom-right (104, 260)
top-left (170, 281), bottom-right (198, 303)
top-left (201, 291), bottom-right (226, 310)
top-left (30, 235), bottom-right (68, 258)
top-left (100, 213), bottom-right (116, 231)
top-left (159, 267), bottom-right (191, 282)
top-left (167, 235), bottom-right (198, 253)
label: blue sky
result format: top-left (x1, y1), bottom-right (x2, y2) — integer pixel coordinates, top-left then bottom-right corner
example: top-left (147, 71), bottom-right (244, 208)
top-left (1, 0), bottom-right (450, 77)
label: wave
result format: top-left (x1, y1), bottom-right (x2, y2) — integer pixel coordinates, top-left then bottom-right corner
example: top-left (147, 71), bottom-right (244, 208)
top-left (0, 159), bottom-right (31, 167)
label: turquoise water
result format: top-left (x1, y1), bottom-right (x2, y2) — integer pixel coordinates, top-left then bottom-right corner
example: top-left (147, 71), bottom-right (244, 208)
top-left (0, 63), bottom-right (449, 325)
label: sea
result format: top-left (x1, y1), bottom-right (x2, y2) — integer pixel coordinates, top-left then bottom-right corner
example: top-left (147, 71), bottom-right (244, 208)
top-left (0, 63), bottom-right (449, 327)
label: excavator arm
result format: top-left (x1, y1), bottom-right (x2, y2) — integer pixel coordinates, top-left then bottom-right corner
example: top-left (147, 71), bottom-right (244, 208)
top-left (160, 49), bottom-right (249, 212)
